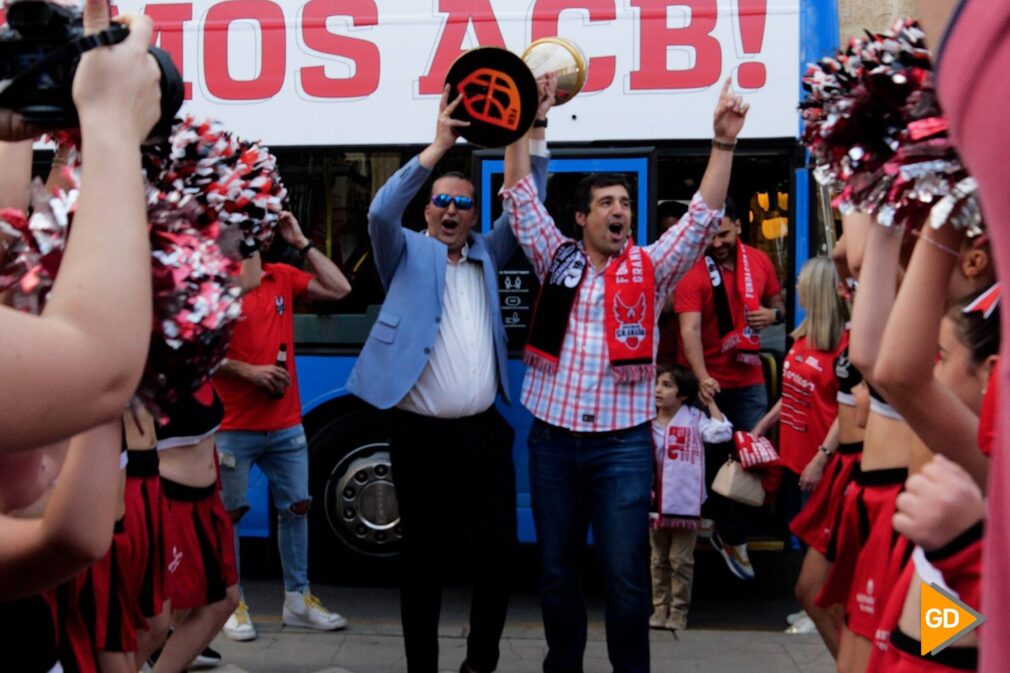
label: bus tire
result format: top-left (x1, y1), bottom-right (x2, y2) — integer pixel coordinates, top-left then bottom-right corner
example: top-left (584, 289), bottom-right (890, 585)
top-left (307, 406), bottom-right (402, 575)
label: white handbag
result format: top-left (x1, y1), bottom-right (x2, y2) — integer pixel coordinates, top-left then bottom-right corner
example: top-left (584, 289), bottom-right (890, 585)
top-left (711, 458), bottom-right (765, 507)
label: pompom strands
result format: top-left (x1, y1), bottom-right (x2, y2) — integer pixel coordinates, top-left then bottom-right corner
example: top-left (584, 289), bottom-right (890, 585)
top-left (141, 192), bottom-right (242, 413)
top-left (0, 133), bottom-right (252, 414)
top-left (800, 19), bottom-right (982, 235)
top-left (0, 181), bottom-right (75, 314)
top-left (146, 116), bottom-right (288, 260)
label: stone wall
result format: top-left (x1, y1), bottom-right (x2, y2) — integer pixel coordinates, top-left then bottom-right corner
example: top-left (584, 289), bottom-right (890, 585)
top-left (838, 0), bottom-right (917, 41)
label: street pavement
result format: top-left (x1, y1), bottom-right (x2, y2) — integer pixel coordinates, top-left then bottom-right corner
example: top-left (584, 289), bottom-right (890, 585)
top-left (190, 544), bottom-right (834, 673)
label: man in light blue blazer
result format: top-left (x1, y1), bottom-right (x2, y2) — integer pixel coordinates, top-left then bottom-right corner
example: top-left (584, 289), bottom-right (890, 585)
top-left (346, 86), bottom-right (551, 673)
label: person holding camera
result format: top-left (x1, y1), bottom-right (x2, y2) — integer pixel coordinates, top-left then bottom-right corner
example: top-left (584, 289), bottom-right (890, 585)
top-left (0, 0), bottom-right (163, 453)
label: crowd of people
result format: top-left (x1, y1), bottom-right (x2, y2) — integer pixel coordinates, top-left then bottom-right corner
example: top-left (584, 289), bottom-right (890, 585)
top-left (1, 1), bottom-right (1008, 673)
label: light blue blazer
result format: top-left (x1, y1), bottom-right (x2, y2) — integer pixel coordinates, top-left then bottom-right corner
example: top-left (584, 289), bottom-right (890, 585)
top-left (346, 154), bottom-right (548, 410)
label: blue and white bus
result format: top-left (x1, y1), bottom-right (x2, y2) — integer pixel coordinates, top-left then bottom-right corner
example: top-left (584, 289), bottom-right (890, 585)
top-left (111, 0), bottom-right (841, 563)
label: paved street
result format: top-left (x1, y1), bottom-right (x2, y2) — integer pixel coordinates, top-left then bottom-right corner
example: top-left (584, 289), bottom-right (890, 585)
top-left (190, 542), bottom-right (834, 673)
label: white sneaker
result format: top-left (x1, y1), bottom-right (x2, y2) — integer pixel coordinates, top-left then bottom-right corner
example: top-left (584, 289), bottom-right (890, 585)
top-left (222, 600), bottom-right (257, 642)
top-left (282, 590), bottom-right (348, 631)
top-left (785, 615), bottom-right (818, 634)
top-left (786, 609), bottom-right (808, 626)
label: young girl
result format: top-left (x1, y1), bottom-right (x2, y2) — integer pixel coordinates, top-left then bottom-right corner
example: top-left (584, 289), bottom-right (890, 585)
top-left (649, 363), bottom-right (732, 634)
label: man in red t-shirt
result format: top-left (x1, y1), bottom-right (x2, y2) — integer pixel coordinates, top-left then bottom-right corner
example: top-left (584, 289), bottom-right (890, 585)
top-left (675, 198), bottom-right (784, 580)
top-left (213, 212), bottom-right (350, 641)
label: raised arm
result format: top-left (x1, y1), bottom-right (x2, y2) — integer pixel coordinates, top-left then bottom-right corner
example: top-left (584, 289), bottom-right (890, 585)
top-left (874, 224), bottom-right (988, 487)
top-left (277, 211), bottom-right (350, 302)
top-left (698, 78), bottom-right (749, 211)
top-left (502, 95), bottom-right (565, 280)
top-left (847, 214), bottom-right (902, 383)
top-left (650, 80), bottom-right (747, 296)
top-left (0, 421), bottom-right (120, 599)
top-left (369, 87), bottom-right (469, 288)
top-left (0, 5), bottom-right (161, 452)
top-left (488, 78), bottom-right (555, 266)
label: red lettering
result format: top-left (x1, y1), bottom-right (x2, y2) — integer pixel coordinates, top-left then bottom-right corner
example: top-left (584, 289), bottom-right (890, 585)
top-left (204, 0), bottom-right (286, 101)
top-left (299, 0), bottom-right (380, 98)
top-left (418, 0), bottom-right (506, 96)
top-left (530, 0), bottom-right (616, 93)
top-left (629, 0), bottom-right (721, 90)
top-left (146, 3), bottom-right (194, 100)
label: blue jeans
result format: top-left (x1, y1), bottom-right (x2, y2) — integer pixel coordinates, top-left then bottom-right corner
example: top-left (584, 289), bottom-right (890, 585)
top-left (528, 420), bottom-right (653, 673)
top-left (704, 384), bottom-right (770, 546)
top-left (217, 424), bottom-right (310, 593)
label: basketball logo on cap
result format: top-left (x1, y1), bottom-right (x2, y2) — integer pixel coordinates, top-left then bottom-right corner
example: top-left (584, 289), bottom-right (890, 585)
top-left (458, 68), bottom-right (522, 131)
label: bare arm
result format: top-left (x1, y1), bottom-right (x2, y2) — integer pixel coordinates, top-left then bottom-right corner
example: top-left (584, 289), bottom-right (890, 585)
top-left (847, 214), bottom-right (902, 383)
top-left (217, 358), bottom-right (290, 397)
top-left (239, 252), bottom-right (262, 295)
top-left (0, 7), bottom-right (162, 452)
top-left (0, 140), bottom-right (33, 210)
top-left (874, 225), bottom-right (988, 488)
top-left (752, 398), bottom-right (782, 437)
top-left (698, 78), bottom-right (749, 211)
top-left (799, 416), bottom-right (840, 491)
top-left (0, 421), bottom-right (119, 599)
top-left (277, 212), bottom-right (350, 302)
top-left (678, 311), bottom-right (718, 401)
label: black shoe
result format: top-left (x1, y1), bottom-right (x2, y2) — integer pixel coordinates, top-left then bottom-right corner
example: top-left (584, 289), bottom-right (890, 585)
top-left (192, 645), bottom-right (223, 668)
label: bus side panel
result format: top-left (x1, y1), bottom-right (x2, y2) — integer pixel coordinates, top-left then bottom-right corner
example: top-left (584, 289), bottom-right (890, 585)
top-left (497, 358), bottom-right (537, 545)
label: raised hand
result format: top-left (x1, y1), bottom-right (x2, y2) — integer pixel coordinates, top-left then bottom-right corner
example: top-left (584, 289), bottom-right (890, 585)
top-left (278, 211), bottom-right (310, 249)
top-left (713, 78), bottom-right (749, 143)
top-left (536, 72), bottom-right (558, 119)
top-left (433, 84), bottom-right (471, 152)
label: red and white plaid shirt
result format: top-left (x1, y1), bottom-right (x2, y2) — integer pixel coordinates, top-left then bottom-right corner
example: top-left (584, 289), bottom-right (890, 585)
top-left (502, 174), bottom-right (723, 432)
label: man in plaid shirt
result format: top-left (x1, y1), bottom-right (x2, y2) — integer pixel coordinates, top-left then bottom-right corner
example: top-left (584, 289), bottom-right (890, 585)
top-left (500, 78), bottom-right (750, 673)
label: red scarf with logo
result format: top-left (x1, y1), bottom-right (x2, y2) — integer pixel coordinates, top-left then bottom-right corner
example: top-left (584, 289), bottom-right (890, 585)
top-left (525, 243), bottom-right (655, 382)
top-left (708, 243), bottom-right (761, 365)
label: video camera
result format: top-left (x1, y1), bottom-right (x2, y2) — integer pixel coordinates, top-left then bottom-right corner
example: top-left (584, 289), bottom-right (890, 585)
top-left (0, 1), bottom-right (184, 142)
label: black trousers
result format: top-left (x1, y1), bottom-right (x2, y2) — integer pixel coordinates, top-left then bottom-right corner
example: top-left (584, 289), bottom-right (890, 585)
top-left (390, 406), bottom-right (518, 673)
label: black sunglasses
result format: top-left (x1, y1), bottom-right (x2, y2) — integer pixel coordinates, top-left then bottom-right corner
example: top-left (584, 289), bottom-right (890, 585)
top-left (430, 194), bottom-right (475, 210)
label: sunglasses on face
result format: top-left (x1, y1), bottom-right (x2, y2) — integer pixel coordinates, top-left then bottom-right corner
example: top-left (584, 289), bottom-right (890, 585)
top-left (430, 194), bottom-right (474, 210)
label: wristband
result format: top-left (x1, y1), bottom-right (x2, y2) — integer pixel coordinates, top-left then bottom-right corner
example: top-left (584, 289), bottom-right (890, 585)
top-left (532, 118), bottom-right (548, 128)
top-left (818, 445), bottom-right (833, 457)
top-left (774, 307), bottom-right (784, 325)
top-left (712, 139), bottom-right (737, 152)
top-left (298, 241), bottom-right (316, 257)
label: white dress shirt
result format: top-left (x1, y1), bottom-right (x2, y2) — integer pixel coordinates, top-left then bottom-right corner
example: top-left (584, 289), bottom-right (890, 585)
top-left (397, 243), bottom-right (497, 418)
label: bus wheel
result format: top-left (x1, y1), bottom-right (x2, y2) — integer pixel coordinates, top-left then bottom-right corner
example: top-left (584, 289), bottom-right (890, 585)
top-left (308, 407), bottom-right (402, 572)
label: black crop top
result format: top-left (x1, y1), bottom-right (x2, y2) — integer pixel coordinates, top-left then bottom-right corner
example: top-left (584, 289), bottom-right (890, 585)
top-left (155, 383), bottom-right (224, 450)
top-left (834, 346), bottom-right (863, 400)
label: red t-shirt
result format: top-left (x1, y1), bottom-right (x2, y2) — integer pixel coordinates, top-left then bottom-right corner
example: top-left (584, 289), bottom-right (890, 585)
top-left (778, 334), bottom-right (846, 475)
top-left (674, 244), bottom-right (781, 388)
top-left (214, 263), bottom-right (313, 432)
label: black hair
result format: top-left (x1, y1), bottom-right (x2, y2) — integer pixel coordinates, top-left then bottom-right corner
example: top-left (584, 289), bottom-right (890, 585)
top-left (656, 362), bottom-right (700, 408)
top-left (657, 200), bottom-right (688, 222)
top-left (948, 287), bottom-right (1001, 367)
top-left (431, 170), bottom-right (474, 195)
top-left (574, 173), bottom-right (632, 215)
top-left (723, 196), bottom-right (738, 222)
